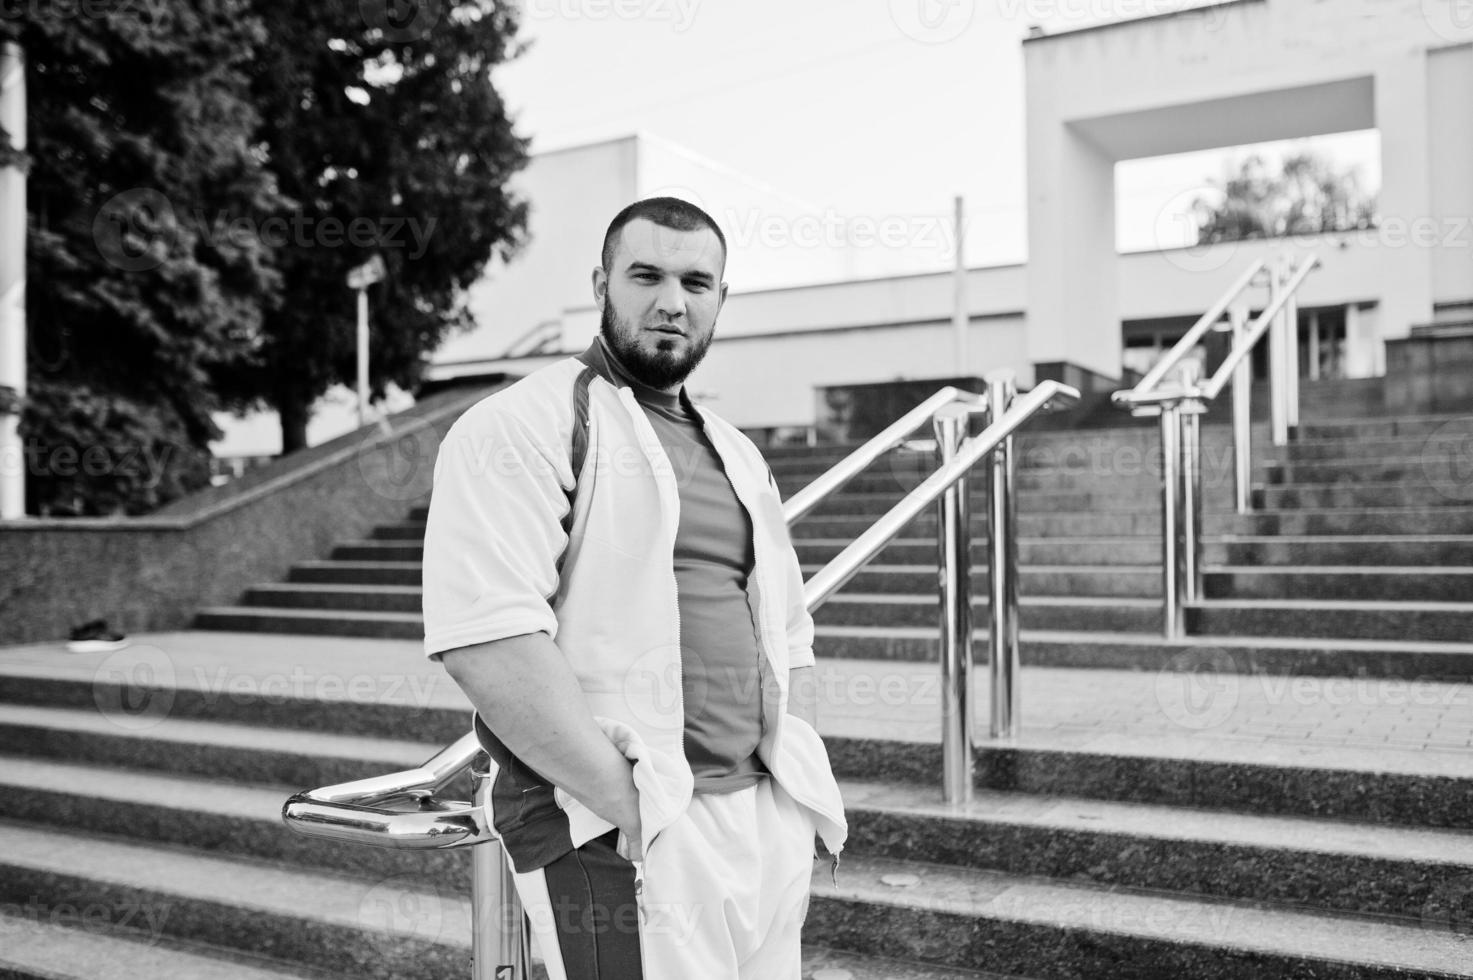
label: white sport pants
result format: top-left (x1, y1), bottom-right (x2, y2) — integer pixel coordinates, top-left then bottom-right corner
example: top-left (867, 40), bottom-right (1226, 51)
top-left (514, 777), bottom-right (817, 979)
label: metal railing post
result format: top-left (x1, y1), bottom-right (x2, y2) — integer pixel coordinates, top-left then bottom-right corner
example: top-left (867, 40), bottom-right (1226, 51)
top-left (1159, 399), bottom-right (1184, 639)
top-left (1269, 259), bottom-right (1290, 447)
top-left (1283, 257), bottom-right (1301, 438)
top-left (986, 371), bottom-right (1020, 741)
top-left (1177, 362), bottom-right (1205, 606)
top-left (472, 759), bottom-right (529, 980)
top-left (933, 405), bottom-right (974, 805)
top-left (1230, 301), bottom-right (1254, 515)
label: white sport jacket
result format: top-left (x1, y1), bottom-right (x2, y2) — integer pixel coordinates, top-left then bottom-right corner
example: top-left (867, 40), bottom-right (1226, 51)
top-left (422, 354), bottom-right (848, 869)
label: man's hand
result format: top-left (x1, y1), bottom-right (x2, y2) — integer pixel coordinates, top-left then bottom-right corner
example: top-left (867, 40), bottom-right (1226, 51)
top-left (441, 631), bottom-right (642, 845)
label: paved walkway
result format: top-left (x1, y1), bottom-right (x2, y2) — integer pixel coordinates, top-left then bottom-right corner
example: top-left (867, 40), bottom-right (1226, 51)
top-left (2, 631), bottom-right (1469, 778)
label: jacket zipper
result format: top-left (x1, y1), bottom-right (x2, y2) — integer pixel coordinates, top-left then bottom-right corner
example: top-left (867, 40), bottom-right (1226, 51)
top-left (621, 387), bottom-right (685, 923)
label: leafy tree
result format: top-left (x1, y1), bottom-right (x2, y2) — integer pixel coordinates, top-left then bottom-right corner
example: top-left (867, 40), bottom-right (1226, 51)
top-left (2, 1), bottom-right (286, 515)
top-left (219, 0), bottom-right (530, 452)
top-left (1190, 150), bottom-right (1377, 245)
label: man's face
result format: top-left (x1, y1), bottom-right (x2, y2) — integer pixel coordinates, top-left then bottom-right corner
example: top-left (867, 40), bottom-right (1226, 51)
top-left (594, 217), bottom-right (727, 391)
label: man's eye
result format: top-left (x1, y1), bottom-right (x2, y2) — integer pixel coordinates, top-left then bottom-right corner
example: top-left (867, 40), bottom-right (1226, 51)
top-left (684, 280), bottom-right (710, 292)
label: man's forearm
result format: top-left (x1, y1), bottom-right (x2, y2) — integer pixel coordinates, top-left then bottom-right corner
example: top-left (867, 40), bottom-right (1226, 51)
top-left (440, 631), bottom-right (641, 842)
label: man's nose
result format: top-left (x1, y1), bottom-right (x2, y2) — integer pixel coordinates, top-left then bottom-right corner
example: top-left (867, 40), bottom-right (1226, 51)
top-left (655, 278), bottom-right (686, 319)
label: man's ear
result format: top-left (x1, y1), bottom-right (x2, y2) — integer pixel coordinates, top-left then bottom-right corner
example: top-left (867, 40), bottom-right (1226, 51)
top-left (591, 266), bottom-right (608, 308)
top-left (716, 280), bottom-right (729, 315)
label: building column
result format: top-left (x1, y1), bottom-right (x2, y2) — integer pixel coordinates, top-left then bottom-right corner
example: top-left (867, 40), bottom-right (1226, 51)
top-left (1025, 119), bottom-right (1120, 384)
top-left (1372, 50), bottom-right (1435, 349)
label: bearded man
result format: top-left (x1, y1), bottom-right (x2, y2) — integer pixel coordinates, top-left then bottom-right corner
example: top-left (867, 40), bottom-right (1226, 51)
top-left (423, 197), bottom-right (847, 979)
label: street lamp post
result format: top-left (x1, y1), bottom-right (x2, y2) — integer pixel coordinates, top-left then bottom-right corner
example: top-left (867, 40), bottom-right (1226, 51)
top-left (0, 43), bottom-right (26, 520)
top-left (346, 254), bottom-right (386, 429)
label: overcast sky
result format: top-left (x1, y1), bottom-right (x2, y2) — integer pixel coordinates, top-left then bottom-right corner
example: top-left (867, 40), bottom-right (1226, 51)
top-left (491, 0), bottom-right (1380, 275)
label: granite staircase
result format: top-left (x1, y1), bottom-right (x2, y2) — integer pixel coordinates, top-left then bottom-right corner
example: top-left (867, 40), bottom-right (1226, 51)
top-left (1, 413), bottom-right (1471, 978)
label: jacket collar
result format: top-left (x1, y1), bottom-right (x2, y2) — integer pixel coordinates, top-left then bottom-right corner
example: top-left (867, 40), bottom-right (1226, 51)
top-left (575, 335), bottom-right (702, 421)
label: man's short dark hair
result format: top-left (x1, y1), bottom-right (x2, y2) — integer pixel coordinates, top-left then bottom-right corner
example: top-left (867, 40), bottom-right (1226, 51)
top-left (601, 197), bottom-right (728, 273)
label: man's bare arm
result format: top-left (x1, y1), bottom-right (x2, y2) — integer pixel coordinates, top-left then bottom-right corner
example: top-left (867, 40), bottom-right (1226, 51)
top-left (441, 632), bottom-right (642, 848)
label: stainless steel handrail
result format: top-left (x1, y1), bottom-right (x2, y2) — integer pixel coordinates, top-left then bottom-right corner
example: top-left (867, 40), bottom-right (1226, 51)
top-left (282, 733), bottom-right (488, 848)
top-left (1113, 253), bottom-right (1320, 637)
top-left (782, 386), bottom-right (982, 523)
top-left (282, 374), bottom-right (1079, 977)
top-left (802, 379), bottom-right (1080, 606)
top-left (1125, 258), bottom-right (1266, 398)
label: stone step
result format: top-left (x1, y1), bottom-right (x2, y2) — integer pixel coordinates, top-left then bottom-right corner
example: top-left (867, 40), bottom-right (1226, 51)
top-left (801, 489), bottom-right (1174, 519)
top-left (367, 522), bottom-right (429, 542)
top-left (0, 704), bottom-right (433, 789)
top-left (808, 852), bottom-right (1473, 979)
top-left (1235, 505), bottom-right (1473, 535)
top-left (244, 583), bottom-right (423, 613)
top-left (0, 820), bottom-right (1048, 980)
top-left (796, 537), bottom-right (1158, 566)
top-left (1, 773), bottom-right (1469, 980)
top-left (1260, 455), bottom-right (1461, 487)
top-left (0, 752), bottom-right (471, 889)
top-left (772, 468), bottom-right (1240, 497)
top-left (5, 642), bottom-right (1470, 826)
top-left (199, 596), bottom-right (1165, 636)
top-left (1254, 480), bottom-right (1473, 510)
top-left (1205, 566), bottom-right (1473, 602)
top-left (193, 606), bottom-right (423, 640)
top-left (1294, 414), bottom-right (1473, 441)
top-left (4, 706), bottom-right (1468, 952)
top-left (327, 528), bottom-right (1473, 574)
top-left (790, 512), bottom-right (1169, 539)
top-left (829, 732), bottom-right (1473, 833)
top-left (1191, 599), bottom-right (1473, 643)
top-left (1217, 534), bottom-right (1473, 566)
top-left (289, 559), bottom-right (422, 585)
top-left (0, 820), bottom-right (474, 980)
top-left (329, 541), bottom-right (423, 562)
top-left (1272, 435), bottom-right (1467, 462)
top-left (808, 627), bottom-right (1473, 681)
top-left (0, 912), bottom-right (333, 980)
top-left (812, 594), bottom-right (1161, 632)
top-left (8, 710), bottom-right (1465, 927)
top-left (802, 563), bottom-right (1164, 598)
top-left (810, 562), bottom-right (1473, 605)
top-left (840, 779), bottom-right (1473, 927)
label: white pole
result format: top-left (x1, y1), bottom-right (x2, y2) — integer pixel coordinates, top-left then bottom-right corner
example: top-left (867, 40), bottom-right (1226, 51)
top-left (0, 43), bottom-right (26, 520)
top-left (952, 195), bottom-right (968, 373)
top-left (356, 288), bottom-right (369, 428)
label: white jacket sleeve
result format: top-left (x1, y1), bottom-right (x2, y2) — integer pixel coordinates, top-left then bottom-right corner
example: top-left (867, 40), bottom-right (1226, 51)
top-left (422, 407), bottom-right (571, 659)
top-left (766, 468), bottom-right (816, 671)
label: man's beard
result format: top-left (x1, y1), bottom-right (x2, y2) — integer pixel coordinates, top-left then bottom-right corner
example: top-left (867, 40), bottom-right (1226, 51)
top-left (599, 303), bottom-right (714, 391)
